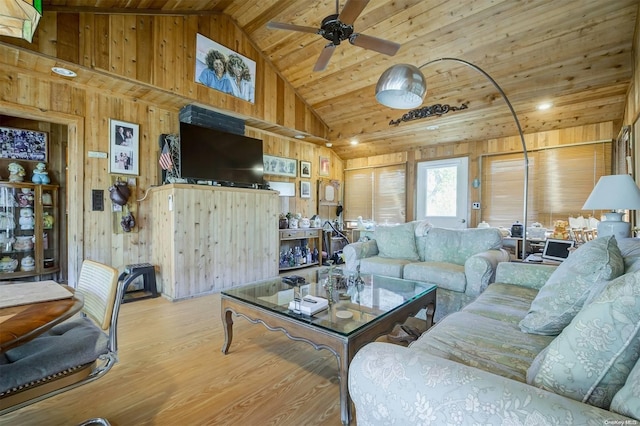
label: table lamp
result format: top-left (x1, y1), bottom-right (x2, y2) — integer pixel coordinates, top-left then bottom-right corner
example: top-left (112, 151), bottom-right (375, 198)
top-left (582, 174), bottom-right (640, 239)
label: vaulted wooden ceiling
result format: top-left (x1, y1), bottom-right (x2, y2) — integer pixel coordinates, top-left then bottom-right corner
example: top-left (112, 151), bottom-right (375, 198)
top-left (43, 1), bottom-right (638, 160)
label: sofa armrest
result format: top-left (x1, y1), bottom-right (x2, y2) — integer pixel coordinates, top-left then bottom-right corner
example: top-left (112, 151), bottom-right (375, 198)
top-left (349, 342), bottom-right (630, 425)
top-left (463, 249), bottom-right (511, 296)
top-left (494, 262), bottom-right (557, 290)
top-left (343, 240), bottom-right (379, 272)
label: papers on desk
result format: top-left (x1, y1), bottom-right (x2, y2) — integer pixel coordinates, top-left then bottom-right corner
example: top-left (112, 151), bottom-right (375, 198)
top-left (0, 280), bottom-right (73, 309)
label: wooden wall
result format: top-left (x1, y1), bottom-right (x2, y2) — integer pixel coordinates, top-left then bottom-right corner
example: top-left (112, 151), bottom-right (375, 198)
top-left (0, 11), bottom-right (339, 285)
top-left (345, 122), bottom-right (616, 228)
top-left (624, 1), bottom-right (640, 225)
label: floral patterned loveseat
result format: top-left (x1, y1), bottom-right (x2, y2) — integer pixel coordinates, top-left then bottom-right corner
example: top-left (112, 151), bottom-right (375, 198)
top-left (343, 222), bottom-right (510, 321)
top-left (349, 236), bottom-right (640, 425)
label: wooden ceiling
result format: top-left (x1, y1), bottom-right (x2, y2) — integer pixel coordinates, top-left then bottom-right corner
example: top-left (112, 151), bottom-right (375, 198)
top-left (43, 1), bottom-right (638, 160)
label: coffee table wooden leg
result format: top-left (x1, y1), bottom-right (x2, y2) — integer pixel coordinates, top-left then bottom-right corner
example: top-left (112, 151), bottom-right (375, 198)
top-left (425, 302), bottom-right (435, 329)
top-left (221, 308), bottom-right (234, 354)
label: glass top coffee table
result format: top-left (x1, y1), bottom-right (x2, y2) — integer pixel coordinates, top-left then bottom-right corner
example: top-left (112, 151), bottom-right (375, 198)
top-left (221, 268), bottom-right (437, 425)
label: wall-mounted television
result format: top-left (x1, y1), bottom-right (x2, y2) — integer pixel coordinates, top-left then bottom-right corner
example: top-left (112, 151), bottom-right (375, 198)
top-left (179, 121), bottom-right (264, 187)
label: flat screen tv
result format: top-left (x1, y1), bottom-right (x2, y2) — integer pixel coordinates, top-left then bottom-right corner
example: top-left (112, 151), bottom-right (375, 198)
top-left (179, 122), bottom-right (264, 187)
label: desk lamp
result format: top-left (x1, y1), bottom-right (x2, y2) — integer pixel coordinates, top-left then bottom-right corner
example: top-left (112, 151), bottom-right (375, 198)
top-left (582, 174), bottom-right (640, 239)
top-left (375, 58), bottom-right (529, 259)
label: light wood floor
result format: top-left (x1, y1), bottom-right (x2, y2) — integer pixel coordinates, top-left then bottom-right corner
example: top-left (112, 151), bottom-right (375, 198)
top-left (2, 292), bottom-right (352, 426)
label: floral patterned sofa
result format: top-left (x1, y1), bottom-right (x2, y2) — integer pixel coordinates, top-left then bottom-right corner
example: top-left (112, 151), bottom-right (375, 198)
top-left (343, 222), bottom-right (510, 321)
top-left (349, 236), bottom-right (640, 425)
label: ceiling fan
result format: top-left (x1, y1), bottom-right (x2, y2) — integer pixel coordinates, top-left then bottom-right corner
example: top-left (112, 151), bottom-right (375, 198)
top-left (267, 0), bottom-right (401, 72)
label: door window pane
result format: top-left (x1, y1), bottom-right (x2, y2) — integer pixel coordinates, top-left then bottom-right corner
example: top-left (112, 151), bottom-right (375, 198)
top-left (425, 166), bottom-right (457, 216)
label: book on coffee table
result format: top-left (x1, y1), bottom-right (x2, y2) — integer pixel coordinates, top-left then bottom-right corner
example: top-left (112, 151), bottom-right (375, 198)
top-left (288, 295), bottom-right (328, 316)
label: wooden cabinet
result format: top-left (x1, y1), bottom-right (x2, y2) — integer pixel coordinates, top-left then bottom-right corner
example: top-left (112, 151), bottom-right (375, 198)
top-left (279, 228), bottom-right (322, 271)
top-left (0, 183), bottom-right (59, 279)
top-left (150, 184), bottom-right (279, 300)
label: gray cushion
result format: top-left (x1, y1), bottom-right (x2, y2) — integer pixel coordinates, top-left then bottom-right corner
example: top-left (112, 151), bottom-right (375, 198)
top-left (374, 222), bottom-right (419, 261)
top-left (404, 261), bottom-right (466, 292)
top-left (519, 235), bottom-right (624, 336)
top-left (359, 256), bottom-right (409, 278)
top-left (528, 270), bottom-right (640, 409)
top-left (0, 316), bottom-right (108, 393)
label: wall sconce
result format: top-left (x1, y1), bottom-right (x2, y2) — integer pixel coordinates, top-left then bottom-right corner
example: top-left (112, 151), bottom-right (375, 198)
top-left (472, 178), bottom-right (481, 188)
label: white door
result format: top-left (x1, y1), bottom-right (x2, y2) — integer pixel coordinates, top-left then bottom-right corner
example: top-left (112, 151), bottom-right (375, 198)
top-left (416, 157), bottom-right (469, 228)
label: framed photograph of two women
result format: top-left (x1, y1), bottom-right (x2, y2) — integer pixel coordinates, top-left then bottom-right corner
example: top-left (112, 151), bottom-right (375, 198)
top-left (109, 119), bottom-right (139, 176)
top-left (195, 33), bottom-right (256, 104)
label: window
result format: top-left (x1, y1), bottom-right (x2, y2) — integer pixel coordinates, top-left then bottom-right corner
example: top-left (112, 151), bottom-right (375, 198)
top-left (482, 142), bottom-right (611, 228)
top-left (344, 164), bottom-right (406, 224)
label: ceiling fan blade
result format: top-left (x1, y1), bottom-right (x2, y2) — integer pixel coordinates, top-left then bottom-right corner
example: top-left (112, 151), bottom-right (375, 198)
top-left (313, 44), bottom-right (336, 72)
top-left (266, 21), bottom-right (320, 34)
top-left (350, 33), bottom-right (401, 56)
top-left (338, 0), bottom-right (370, 25)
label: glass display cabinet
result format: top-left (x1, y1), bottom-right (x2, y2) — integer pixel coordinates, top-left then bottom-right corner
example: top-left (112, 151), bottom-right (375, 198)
top-left (0, 182), bottom-right (59, 279)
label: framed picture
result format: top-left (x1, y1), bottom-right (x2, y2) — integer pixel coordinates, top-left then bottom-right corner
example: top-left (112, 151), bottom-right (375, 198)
top-left (195, 33), bottom-right (256, 104)
top-left (109, 119), bottom-right (139, 175)
top-left (0, 126), bottom-right (47, 161)
top-left (300, 160), bottom-right (311, 178)
top-left (319, 156), bottom-right (330, 176)
top-left (300, 181), bottom-right (311, 198)
top-left (263, 154), bottom-right (297, 177)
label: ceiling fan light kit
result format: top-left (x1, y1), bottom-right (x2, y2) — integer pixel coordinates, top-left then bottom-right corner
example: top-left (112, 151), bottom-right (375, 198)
top-left (267, 0), bottom-right (400, 72)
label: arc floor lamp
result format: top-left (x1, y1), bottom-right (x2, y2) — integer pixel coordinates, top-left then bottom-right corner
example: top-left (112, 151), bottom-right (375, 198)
top-left (375, 58), bottom-right (529, 260)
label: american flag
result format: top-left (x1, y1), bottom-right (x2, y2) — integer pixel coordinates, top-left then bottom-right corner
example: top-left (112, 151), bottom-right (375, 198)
top-left (159, 140), bottom-right (173, 170)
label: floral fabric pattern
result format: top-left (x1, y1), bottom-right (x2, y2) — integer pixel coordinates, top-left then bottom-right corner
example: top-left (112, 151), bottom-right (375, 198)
top-left (529, 270), bottom-right (640, 409)
top-left (349, 343), bottom-right (630, 426)
top-left (611, 356), bottom-right (640, 420)
top-left (375, 222), bottom-right (419, 261)
top-left (519, 235), bottom-right (624, 336)
top-left (411, 283), bottom-right (553, 381)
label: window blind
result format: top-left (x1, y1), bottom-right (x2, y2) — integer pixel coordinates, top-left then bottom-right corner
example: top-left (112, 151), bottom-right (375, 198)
top-left (344, 164), bottom-right (406, 224)
top-left (482, 142), bottom-right (611, 228)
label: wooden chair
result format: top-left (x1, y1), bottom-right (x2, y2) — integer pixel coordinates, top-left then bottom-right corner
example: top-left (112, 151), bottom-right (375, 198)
top-left (0, 260), bottom-right (124, 419)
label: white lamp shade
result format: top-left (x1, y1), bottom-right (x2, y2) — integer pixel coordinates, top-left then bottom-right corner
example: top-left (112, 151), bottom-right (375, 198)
top-left (583, 174), bottom-right (640, 239)
top-left (582, 174), bottom-right (640, 210)
top-left (375, 64), bottom-right (427, 109)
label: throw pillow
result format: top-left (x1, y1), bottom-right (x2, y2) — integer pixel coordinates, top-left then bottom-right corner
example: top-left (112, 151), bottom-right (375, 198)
top-left (374, 222), bottom-right (419, 261)
top-left (610, 359), bottom-right (640, 421)
top-left (528, 269), bottom-right (640, 409)
top-left (519, 235), bottom-right (624, 335)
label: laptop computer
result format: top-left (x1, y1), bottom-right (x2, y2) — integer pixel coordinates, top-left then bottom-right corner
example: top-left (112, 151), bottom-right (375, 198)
top-left (541, 238), bottom-right (575, 262)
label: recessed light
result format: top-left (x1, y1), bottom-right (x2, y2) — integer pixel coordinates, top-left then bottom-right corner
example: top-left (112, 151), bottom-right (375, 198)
top-left (325, 142), bottom-right (333, 147)
top-left (350, 140), bottom-right (358, 146)
top-left (537, 102), bottom-right (552, 111)
top-left (294, 134), bottom-right (305, 139)
top-left (426, 125), bottom-right (439, 131)
top-left (51, 67), bottom-right (77, 77)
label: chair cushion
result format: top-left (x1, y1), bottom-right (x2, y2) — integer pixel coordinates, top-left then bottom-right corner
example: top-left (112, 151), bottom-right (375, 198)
top-left (374, 222), bottom-right (419, 261)
top-left (519, 235), bottom-right (624, 336)
top-left (528, 269), bottom-right (640, 409)
top-left (411, 283), bottom-right (554, 382)
top-left (403, 262), bottom-right (466, 292)
top-left (611, 359), bottom-right (640, 421)
top-left (0, 316), bottom-right (108, 393)
top-left (359, 256), bottom-right (409, 278)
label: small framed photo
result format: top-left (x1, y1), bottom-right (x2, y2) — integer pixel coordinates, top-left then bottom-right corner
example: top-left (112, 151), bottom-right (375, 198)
top-left (300, 181), bottom-right (311, 198)
top-left (263, 154), bottom-right (297, 177)
top-left (0, 126), bottom-right (48, 161)
top-left (300, 160), bottom-right (311, 178)
top-left (109, 119), bottom-right (139, 175)
top-left (319, 156), bottom-right (330, 177)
